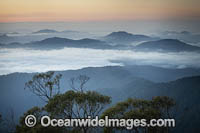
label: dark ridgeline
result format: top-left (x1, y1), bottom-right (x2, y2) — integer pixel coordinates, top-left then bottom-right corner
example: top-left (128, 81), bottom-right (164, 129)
top-left (101, 31), bottom-right (158, 46)
top-left (1, 31), bottom-right (200, 53)
top-left (0, 65), bottom-right (200, 132)
top-left (135, 39), bottom-right (200, 52)
top-left (32, 29), bottom-right (59, 34)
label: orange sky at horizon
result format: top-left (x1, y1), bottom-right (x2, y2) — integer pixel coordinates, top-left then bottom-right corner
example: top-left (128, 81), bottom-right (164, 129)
top-left (0, 0), bottom-right (199, 22)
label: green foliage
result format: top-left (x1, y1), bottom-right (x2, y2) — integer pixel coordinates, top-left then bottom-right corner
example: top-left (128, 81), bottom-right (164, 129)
top-left (151, 96), bottom-right (176, 118)
top-left (102, 96), bottom-right (176, 133)
top-left (16, 90), bottom-right (111, 133)
top-left (45, 90), bottom-right (111, 118)
top-left (43, 90), bottom-right (111, 132)
top-left (19, 73), bottom-right (176, 133)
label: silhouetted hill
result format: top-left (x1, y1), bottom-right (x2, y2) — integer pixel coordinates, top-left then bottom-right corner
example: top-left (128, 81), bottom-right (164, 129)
top-left (61, 30), bottom-right (79, 33)
top-left (123, 65), bottom-right (200, 82)
top-left (102, 31), bottom-right (156, 45)
top-left (0, 36), bottom-right (134, 50)
top-left (0, 30), bottom-right (92, 44)
top-left (30, 37), bottom-right (112, 49)
top-left (135, 39), bottom-right (200, 52)
top-left (0, 37), bottom-right (123, 50)
top-left (0, 34), bottom-right (14, 44)
top-left (0, 42), bottom-right (23, 49)
top-left (32, 29), bottom-right (59, 34)
top-left (34, 37), bottom-right (74, 44)
top-left (98, 75), bottom-right (200, 133)
top-left (160, 31), bottom-right (200, 44)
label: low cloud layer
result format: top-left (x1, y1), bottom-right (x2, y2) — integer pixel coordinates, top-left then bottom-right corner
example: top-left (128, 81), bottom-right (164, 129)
top-left (110, 51), bottom-right (200, 69)
top-left (0, 48), bottom-right (200, 75)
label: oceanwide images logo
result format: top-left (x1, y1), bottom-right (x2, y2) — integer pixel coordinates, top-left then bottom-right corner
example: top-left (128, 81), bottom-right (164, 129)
top-left (25, 115), bottom-right (175, 129)
top-left (25, 115), bottom-right (37, 127)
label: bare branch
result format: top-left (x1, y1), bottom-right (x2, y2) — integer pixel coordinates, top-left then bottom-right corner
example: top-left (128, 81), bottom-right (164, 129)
top-left (25, 71), bottom-right (62, 102)
top-left (69, 75), bottom-right (90, 92)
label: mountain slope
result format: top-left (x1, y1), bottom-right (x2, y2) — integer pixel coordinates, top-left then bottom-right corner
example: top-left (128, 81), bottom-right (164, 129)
top-left (98, 76), bottom-right (200, 133)
top-left (102, 31), bottom-right (155, 45)
top-left (32, 29), bottom-right (59, 34)
top-left (135, 39), bottom-right (200, 52)
top-left (1, 65), bottom-right (200, 116)
top-left (123, 65), bottom-right (200, 82)
top-left (0, 65), bottom-right (200, 133)
top-left (0, 34), bottom-right (15, 44)
top-left (30, 37), bottom-right (113, 49)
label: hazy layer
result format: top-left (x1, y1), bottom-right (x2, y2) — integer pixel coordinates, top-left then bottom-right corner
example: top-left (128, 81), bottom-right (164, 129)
top-left (1, 21), bottom-right (200, 39)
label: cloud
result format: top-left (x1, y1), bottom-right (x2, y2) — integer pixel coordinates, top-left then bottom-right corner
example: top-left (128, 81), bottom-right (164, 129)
top-left (0, 48), bottom-right (200, 75)
top-left (109, 50), bottom-right (200, 69)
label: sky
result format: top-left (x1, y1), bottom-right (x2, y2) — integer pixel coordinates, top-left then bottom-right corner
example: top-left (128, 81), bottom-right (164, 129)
top-left (0, 0), bottom-right (200, 22)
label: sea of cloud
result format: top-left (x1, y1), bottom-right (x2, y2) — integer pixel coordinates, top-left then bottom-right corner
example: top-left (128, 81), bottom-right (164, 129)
top-left (0, 48), bottom-right (200, 75)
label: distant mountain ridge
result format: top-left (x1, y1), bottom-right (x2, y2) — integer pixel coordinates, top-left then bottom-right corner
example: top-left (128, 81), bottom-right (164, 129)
top-left (35, 37), bottom-right (105, 44)
top-left (32, 29), bottom-right (80, 34)
top-left (160, 30), bottom-right (200, 44)
top-left (1, 31), bottom-right (200, 52)
top-left (135, 39), bottom-right (200, 52)
top-left (32, 29), bottom-right (59, 34)
top-left (0, 34), bottom-right (14, 44)
top-left (102, 31), bottom-right (156, 45)
top-left (1, 37), bottom-right (200, 52)
top-left (30, 37), bottom-right (112, 49)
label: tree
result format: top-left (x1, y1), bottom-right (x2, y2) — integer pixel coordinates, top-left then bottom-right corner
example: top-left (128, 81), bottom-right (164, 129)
top-left (151, 96), bottom-right (176, 133)
top-left (25, 71), bottom-right (62, 102)
top-left (69, 75), bottom-right (90, 92)
top-left (102, 96), bottom-right (176, 133)
top-left (151, 96), bottom-right (176, 118)
top-left (45, 90), bottom-right (111, 133)
top-left (18, 74), bottom-right (111, 133)
top-left (16, 106), bottom-right (63, 133)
